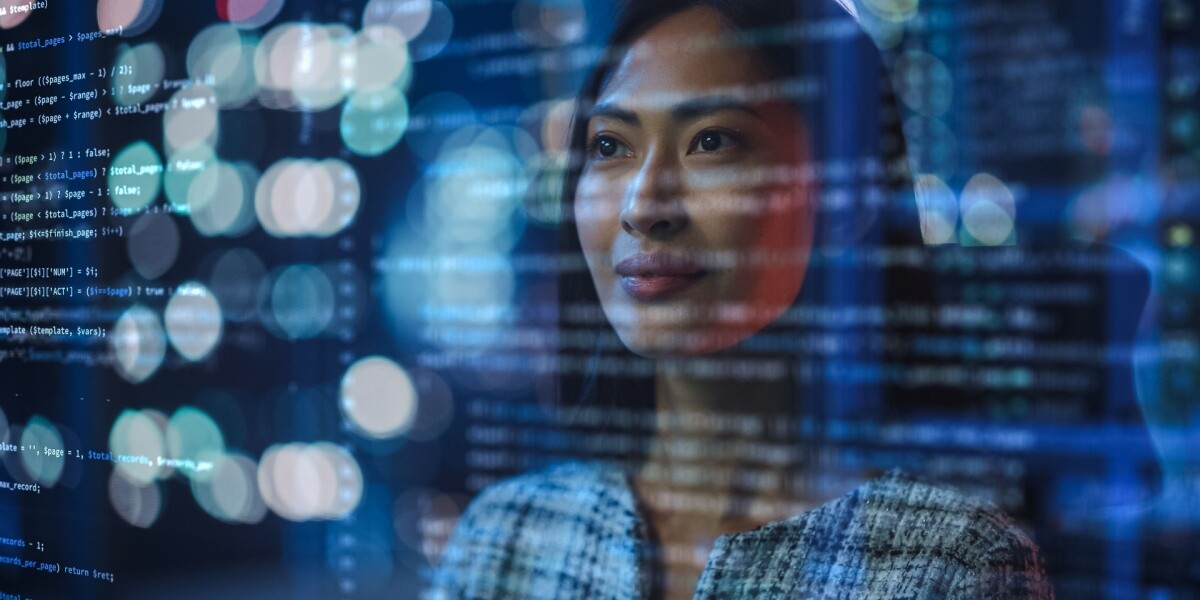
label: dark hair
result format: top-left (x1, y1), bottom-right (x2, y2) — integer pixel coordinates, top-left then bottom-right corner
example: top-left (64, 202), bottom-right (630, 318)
top-left (554, 0), bottom-right (933, 444)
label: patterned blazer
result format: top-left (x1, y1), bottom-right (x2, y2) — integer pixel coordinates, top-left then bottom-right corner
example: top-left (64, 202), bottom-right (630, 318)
top-left (433, 461), bottom-right (1053, 599)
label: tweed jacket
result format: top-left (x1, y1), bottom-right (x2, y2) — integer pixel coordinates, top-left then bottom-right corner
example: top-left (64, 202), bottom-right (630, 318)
top-left (433, 461), bottom-right (1053, 599)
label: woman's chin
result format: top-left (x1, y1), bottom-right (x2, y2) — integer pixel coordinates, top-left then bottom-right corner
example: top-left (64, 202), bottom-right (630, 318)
top-left (618, 325), bottom-right (748, 358)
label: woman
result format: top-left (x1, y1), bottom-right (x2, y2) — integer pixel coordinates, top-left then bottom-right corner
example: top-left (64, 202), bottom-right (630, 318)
top-left (435, 0), bottom-right (1053, 597)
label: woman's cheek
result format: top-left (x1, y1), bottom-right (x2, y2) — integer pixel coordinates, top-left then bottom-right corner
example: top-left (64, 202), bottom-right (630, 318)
top-left (684, 164), bottom-right (742, 193)
top-left (575, 189), bottom-right (616, 244)
top-left (573, 188), bottom-right (618, 297)
top-left (575, 171), bottom-right (620, 225)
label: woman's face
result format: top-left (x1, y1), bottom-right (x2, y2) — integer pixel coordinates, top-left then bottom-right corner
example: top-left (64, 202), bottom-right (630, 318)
top-left (575, 6), bottom-right (813, 358)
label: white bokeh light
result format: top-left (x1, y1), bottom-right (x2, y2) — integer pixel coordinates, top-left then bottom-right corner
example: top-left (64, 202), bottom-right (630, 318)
top-left (960, 172), bottom-right (1016, 246)
top-left (166, 406), bottom-right (226, 481)
top-left (111, 304), bottom-right (167, 384)
top-left (192, 453), bottom-right (267, 524)
top-left (187, 23), bottom-right (260, 107)
top-left (109, 469), bottom-right (163, 528)
top-left (340, 356), bottom-right (418, 440)
top-left (351, 25), bottom-right (411, 93)
top-left (20, 417), bottom-right (64, 488)
top-left (165, 282), bottom-right (224, 361)
top-left (164, 85), bottom-right (220, 153)
top-left (363, 0), bottom-right (433, 40)
top-left (256, 159), bottom-right (360, 237)
top-left (341, 85), bottom-right (410, 156)
top-left (109, 409), bottom-right (167, 484)
top-left (258, 442), bottom-right (363, 522)
top-left (190, 161), bottom-right (257, 237)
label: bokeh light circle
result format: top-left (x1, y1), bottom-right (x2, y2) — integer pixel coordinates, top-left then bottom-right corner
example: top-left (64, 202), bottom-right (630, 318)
top-left (313, 443), bottom-right (364, 519)
top-left (109, 469), bottom-right (163, 528)
top-left (352, 25), bottom-right (412, 93)
top-left (254, 159), bottom-right (289, 235)
top-left (164, 145), bottom-right (218, 210)
top-left (165, 282), bottom-right (224, 361)
top-left (218, 0), bottom-right (285, 29)
top-left (20, 417), bottom-right (64, 488)
top-left (314, 159), bottom-right (362, 236)
top-left (112, 43), bottom-right (166, 106)
top-left (406, 368), bottom-right (455, 442)
top-left (255, 159), bottom-right (357, 237)
top-left (127, 212), bottom-right (180, 280)
top-left (109, 409), bottom-right (168, 484)
top-left (299, 25), bottom-right (354, 111)
top-left (254, 22), bottom-right (355, 111)
top-left (893, 50), bottom-right (954, 118)
top-left (190, 161), bottom-right (256, 237)
top-left (409, 1), bottom-right (454, 62)
top-left (864, 0), bottom-right (919, 22)
top-left (98, 0), bottom-right (162, 36)
top-left (273, 159), bottom-right (334, 236)
top-left (268, 264), bottom-right (336, 339)
top-left (166, 406), bottom-right (226, 481)
top-left (111, 304), bottom-right (167, 384)
top-left (960, 172), bottom-right (1016, 246)
top-left (418, 128), bottom-right (527, 251)
top-left (188, 23), bottom-right (260, 107)
top-left (108, 141), bottom-right (163, 212)
top-left (0, 0), bottom-right (35, 29)
top-left (192, 453), bottom-right (267, 524)
top-left (209, 247), bottom-right (267, 322)
top-left (341, 85), bottom-right (409, 156)
top-left (340, 356), bottom-right (418, 440)
top-left (164, 85), bottom-right (220, 153)
top-left (363, 0), bottom-right (432, 40)
top-left (257, 442), bottom-right (364, 522)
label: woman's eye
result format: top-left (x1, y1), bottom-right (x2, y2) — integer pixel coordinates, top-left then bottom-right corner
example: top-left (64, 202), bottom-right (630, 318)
top-left (689, 130), bottom-right (740, 154)
top-left (590, 134), bottom-right (631, 159)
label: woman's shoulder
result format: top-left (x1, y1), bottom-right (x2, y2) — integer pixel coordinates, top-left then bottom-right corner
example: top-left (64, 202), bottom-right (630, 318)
top-left (432, 460), bottom-right (645, 599)
top-left (445, 460), bottom-right (636, 547)
top-left (699, 469), bottom-right (1054, 599)
top-left (848, 468), bottom-right (1040, 548)
top-left (847, 469), bottom-right (1053, 596)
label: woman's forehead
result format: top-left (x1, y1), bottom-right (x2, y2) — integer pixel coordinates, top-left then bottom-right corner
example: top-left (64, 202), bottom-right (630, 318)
top-left (597, 7), bottom-right (773, 112)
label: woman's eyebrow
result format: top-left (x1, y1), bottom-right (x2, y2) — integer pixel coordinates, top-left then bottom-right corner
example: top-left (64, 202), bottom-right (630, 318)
top-left (587, 102), bottom-right (640, 126)
top-left (670, 95), bottom-right (762, 123)
top-left (587, 95), bottom-right (762, 126)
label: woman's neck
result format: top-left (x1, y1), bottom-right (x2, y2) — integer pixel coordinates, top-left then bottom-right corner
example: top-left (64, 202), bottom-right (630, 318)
top-left (633, 359), bottom-right (804, 532)
top-left (627, 359), bottom-right (808, 600)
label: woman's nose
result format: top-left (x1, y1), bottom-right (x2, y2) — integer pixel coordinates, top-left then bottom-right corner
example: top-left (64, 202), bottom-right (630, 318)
top-left (620, 154), bottom-right (687, 237)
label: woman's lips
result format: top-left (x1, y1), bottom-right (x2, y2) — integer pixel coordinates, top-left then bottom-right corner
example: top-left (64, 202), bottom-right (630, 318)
top-left (614, 253), bottom-right (707, 302)
top-left (619, 274), bottom-right (706, 301)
